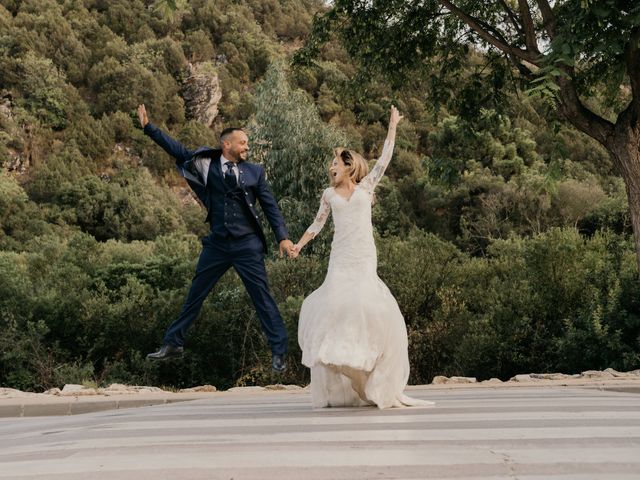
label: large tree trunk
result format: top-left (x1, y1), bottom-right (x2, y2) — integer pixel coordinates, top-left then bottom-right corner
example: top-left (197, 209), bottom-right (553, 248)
top-left (555, 76), bottom-right (640, 270)
top-left (607, 118), bottom-right (640, 271)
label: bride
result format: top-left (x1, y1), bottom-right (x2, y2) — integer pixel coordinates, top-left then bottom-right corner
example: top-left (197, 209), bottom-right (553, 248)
top-left (292, 106), bottom-right (433, 409)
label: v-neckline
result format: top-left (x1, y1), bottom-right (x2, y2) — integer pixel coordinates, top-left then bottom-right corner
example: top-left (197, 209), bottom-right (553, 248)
top-left (333, 185), bottom-right (358, 202)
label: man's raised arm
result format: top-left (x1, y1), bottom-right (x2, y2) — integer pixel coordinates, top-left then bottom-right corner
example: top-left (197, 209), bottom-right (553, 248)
top-left (137, 104), bottom-right (193, 164)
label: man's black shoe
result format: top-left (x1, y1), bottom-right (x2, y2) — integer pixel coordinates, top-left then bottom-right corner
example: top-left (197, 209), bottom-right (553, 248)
top-left (272, 354), bottom-right (286, 373)
top-left (147, 344), bottom-right (184, 360)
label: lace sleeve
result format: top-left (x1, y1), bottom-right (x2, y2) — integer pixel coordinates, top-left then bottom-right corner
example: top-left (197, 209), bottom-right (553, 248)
top-left (306, 189), bottom-right (331, 237)
top-left (360, 139), bottom-right (395, 194)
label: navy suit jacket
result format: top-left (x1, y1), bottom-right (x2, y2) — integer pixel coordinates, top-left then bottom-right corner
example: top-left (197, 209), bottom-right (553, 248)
top-left (144, 123), bottom-right (288, 252)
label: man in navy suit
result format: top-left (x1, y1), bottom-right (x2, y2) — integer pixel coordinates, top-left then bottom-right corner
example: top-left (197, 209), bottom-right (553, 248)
top-left (137, 104), bottom-right (292, 373)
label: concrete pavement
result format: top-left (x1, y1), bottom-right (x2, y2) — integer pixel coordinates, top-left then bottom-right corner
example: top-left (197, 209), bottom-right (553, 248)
top-left (1, 382), bottom-right (639, 479)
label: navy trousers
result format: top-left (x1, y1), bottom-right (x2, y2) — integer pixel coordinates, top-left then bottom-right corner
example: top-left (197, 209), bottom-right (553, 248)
top-left (163, 233), bottom-right (288, 355)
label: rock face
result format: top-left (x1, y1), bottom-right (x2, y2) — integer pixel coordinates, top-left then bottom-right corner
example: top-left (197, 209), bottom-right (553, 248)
top-left (0, 388), bottom-right (38, 398)
top-left (432, 376), bottom-right (477, 385)
top-left (264, 384), bottom-right (303, 391)
top-left (0, 90), bottom-right (28, 174)
top-left (182, 62), bottom-right (222, 127)
top-left (60, 384), bottom-right (99, 396)
top-left (431, 369), bottom-right (640, 385)
top-left (0, 90), bottom-right (13, 119)
top-left (179, 385), bottom-right (217, 393)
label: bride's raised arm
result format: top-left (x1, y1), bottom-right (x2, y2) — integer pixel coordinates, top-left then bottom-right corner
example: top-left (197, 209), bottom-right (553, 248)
top-left (360, 105), bottom-right (403, 193)
top-left (292, 189), bottom-right (331, 257)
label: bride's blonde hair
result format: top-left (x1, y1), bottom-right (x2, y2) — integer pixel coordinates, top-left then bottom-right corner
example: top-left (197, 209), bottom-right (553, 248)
top-left (330, 148), bottom-right (369, 186)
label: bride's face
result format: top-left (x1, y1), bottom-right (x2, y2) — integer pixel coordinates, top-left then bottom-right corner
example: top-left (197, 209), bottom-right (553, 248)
top-left (330, 155), bottom-right (350, 185)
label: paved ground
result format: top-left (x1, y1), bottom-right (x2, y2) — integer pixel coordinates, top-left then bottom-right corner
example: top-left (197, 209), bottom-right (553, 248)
top-left (0, 390), bottom-right (218, 418)
top-left (1, 384), bottom-right (639, 479)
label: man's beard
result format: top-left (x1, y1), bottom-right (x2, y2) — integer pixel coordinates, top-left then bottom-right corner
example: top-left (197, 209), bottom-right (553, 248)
top-left (231, 150), bottom-right (247, 162)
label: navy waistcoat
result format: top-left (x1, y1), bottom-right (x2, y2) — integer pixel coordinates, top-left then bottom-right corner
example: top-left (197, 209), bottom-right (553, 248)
top-left (208, 164), bottom-right (258, 239)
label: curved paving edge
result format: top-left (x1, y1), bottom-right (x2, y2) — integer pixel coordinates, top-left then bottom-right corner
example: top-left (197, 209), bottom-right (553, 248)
top-left (1, 378), bottom-right (639, 418)
top-left (0, 392), bottom-right (215, 418)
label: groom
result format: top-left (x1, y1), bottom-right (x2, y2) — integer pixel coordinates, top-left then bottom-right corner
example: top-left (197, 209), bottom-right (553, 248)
top-left (137, 104), bottom-right (292, 372)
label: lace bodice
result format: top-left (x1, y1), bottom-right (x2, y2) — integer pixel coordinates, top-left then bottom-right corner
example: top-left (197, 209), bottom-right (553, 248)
top-left (306, 140), bottom-right (395, 238)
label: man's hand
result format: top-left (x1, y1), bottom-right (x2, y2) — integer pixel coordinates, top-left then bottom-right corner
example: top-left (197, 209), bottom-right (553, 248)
top-left (137, 104), bottom-right (149, 128)
top-left (279, 239), bottom-right (295, 258)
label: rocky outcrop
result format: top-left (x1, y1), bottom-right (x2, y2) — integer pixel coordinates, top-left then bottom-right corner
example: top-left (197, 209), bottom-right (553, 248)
top-left (432, 376), bottom-right (477, 385)
top-left (431, 368), bottom-right (640, 385)
top-left (264, 384), bottom-right (304, 391)
top-left (41, 384), bottom-right (167, 396)
top-left (0, 383), bottom-right (305, 398)
top-left (0, 90), bottom-right (28, 174)
top-left (0, 388), bottom-right (37, 398)
top-left (0, 90), bottom-right (13, 119)
top-left (179, 385), bottom-right (217, 393)
top-left (182, 62), bottom-right (222, 128)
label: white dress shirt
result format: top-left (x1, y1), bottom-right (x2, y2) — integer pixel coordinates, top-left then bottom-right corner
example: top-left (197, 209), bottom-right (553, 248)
top-left (220, 154), bottom-right (239, 181)
top-left (193, 154), bottom-right (239, 187)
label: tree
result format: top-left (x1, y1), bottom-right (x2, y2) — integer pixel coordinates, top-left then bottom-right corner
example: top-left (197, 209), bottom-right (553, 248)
top-left (296, 1), bottom-right (640, 267)
top-left (250, 61), bottom-right (347, 251)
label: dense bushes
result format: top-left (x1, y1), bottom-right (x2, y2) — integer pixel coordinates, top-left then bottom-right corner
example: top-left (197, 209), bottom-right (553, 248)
top-left (1, 225), bottom-right (638, 391)
top-left (382, 229), bottom-right (640, 384)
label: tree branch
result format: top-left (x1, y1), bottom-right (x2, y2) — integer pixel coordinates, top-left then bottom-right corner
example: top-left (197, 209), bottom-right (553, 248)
top-left (536, 0), bottom-right (556, 39)
top-left (439, 0), bottom-right (542, 65)
top-left (517, 0), bottom-right (540, 54)
top-left (497, 0), bottom-right (523, 36)
top-left (556, 77), bottom-right (615, 147)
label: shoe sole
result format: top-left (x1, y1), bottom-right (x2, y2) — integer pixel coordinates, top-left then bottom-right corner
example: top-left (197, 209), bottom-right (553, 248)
top-left (146, 353), bottom-right (184, 360)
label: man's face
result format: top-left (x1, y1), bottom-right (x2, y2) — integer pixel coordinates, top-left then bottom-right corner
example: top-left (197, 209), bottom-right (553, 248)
top-left (223, 130), bottom-right (249, 162)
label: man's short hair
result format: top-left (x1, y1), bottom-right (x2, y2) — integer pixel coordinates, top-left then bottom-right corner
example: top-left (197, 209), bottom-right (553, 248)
top-left (220, 127), bottom-right (244, 144)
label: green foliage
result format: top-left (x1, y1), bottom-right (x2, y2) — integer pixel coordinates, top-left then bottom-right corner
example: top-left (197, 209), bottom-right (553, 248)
top-left (55, 168), bottom-right (187, 241)
top-left (0, 228), bottom-right (333, 391)
top-left (427, 110), bottom-right (542, 185)
top-left (0, 170), bottom-right (52, 250)
top-left (26, 143), bottom-right (93, 202)
top-left (13, 52), bottom-right (80, 129)
top-left (183, 29), bottom-right (215, 62)
top-left (87, 56), bottom-right (184, 124)
top-left (251, 61), bottom-right (347, 250)
top-left (376, 229), bottom-right (640, 383)
top-left (300, 1), bottom-right (639, 117)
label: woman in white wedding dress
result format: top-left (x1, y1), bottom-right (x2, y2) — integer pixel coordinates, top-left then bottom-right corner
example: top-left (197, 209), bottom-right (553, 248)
top-left (292, 106), bottom-right (433, 409)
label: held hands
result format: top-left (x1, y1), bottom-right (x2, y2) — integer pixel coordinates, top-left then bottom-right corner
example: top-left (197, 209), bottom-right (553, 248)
top-left (137, 104), bottom-right (149, 128)
top-left (290, 244), bottom-right (302, 259)
top-left (278, 239), bottom-right (302, 259)
top-left (279, 239), bottom-right (295, 258)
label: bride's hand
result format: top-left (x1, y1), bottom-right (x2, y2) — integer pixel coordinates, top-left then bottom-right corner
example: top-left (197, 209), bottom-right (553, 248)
top-left (290, 244), bottom-right (301, 259)
top-left (389, 105), bottom-right (403, 127)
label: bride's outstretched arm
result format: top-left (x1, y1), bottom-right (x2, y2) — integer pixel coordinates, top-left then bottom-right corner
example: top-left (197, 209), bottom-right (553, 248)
top-left (360, 105), bottom-right (403, 192)
top-left (385, 104), bottom-right (402, 145)
top-left (292, 189), bottom-right (331, 257)
top-left (292, 231), bottom-right (315, 258)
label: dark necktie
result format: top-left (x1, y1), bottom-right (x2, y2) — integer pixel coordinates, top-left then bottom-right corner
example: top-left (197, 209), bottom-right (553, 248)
top-left (224, 161), bottom-right (237, 189)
